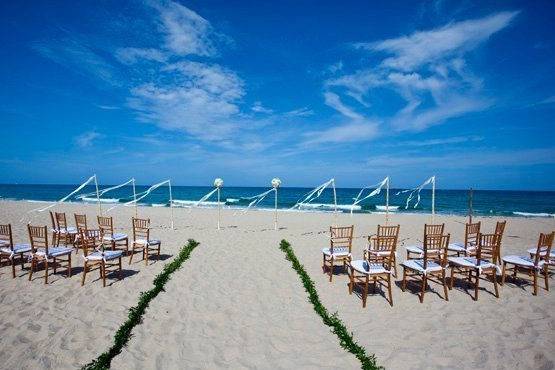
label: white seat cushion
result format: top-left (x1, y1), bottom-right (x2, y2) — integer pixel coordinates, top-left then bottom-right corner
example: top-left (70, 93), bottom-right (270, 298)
top-left (85, 250), bottom-right (123, 261)
top-left (0, 243), bottom-right (32, 256)
top-left (402, 259), bottom-right (444, 273)
top-left (135, 239), bottom-right (161, 246)
top-left (57, 227), bottom-right (77, 235)
top-left (527, 247), bottom-right (555, 258)
top-left (405, 245), bottom-right (423, 255)
top-left (502, 255), bottom-right (544, 269)
top-left (0, 240), bottom-right (9, 246)
top-left (367, 249), bottom-right (393, 257)
top-left (322, 247), bottom-right (351, 257)
top-left (35, 247), bottom-right (73, 258)
top-left (103, 233), bottom-right (128, 242)
top-left (447, 242), bottom-right (476, 253)
top-left (449, 257), bottom-right (496, 270)
top-left (350, 260), bottom-right (390, 275)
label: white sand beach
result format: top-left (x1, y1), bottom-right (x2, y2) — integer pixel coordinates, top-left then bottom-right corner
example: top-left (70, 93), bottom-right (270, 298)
top-left (0, 200), bottom-right (554, 370)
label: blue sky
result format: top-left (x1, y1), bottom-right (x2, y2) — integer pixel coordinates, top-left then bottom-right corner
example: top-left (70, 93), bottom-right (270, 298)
top-left (1, 0), bottom-right (554, 190)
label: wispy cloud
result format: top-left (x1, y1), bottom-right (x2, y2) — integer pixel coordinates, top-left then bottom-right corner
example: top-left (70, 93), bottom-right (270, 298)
top-left (284, 107), bottom-right (314, 117)
top-left (96, 104), bottom-right (120, 110)
top-left (75, 130), bottom-right (103, 148)
top-left (325, 11), bottom-right (519, 133)
top-left (303, 121), bottom-right (379, 146)
top-left (251, 101), bottom-right (273, 114)
top-left (115, 47), bottom-right (167, 64)
top-left (387, 135), bottom-right (484, 147)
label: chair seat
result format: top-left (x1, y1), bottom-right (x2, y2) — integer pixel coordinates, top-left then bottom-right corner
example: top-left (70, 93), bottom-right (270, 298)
top-left (54, 227), bottom-right (78, 235)
top-left (103, 233), bottom-right (128, 242)
top-left (322, 247), bottom-right (351, 258)
top-left (367, 249), bottom-right (393, 257)
top-left (449, 256), bottom-right (497, 270)
top-left (35, 247), bottom-right (73, 258)
top-left (447, 242), bottom-right (476, 253)
top-left (85, 250), bottom-right (123, 261)
top-left (350, 260), bottom-right (390, 275)
top-left (502, 255), bottom-right (545, 269)
top-left (405, 245), bottom-right (423, 255)
top-left (401, 259), bottom-right (444, 274)
top-left (527, 247), bottom-right (555, 258)
top-left (134, 239), bottom-right (161, 246)
top-left (0, 243), bottom-right (32, 256)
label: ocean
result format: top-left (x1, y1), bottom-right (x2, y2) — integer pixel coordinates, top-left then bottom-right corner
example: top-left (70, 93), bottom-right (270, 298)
top-left (0, 184), bottom-right (554, 218)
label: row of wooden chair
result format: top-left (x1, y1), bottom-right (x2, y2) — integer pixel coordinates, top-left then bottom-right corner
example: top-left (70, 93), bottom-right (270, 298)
top-left (0, 213), bottom-right (162, 286)
top-left (322, 221), bottom-right (554, 308)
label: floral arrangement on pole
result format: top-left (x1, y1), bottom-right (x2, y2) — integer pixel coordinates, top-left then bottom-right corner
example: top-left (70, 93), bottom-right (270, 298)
top-left (272, 178), bottom-right (281, 230)
top-left (214, 178), bottom-right (223, 230)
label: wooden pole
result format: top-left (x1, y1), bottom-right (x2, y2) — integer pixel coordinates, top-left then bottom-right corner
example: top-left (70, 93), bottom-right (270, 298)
top-left (169, 180), bottom-right (174, 229)
top-left (217, 187), bottom-right (221, 230)
top-left (332, 179), bottom-right (338, 224)
top-left (431, 176), bottom-right (436, 222)
top-left (132, 178), bottom-right (137, 218)
top-left (94, 174), bottom-right (102, 215)
top-left (468, 188), bottom-right (473, 224)
top-left (386, 176), bottom-right (390, 225)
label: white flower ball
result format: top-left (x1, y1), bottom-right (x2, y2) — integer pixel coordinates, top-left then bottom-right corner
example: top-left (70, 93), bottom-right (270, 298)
top-left (214, 178), bottom-right (224, 188)
top-left (271, 178), bottom-right (281, 188)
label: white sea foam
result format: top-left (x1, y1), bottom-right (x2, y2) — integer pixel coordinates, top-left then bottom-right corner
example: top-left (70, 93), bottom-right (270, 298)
top-left (226, 198), bottom-right (240, 203)
top-left (513, 211), bottom-right (555, 218)
top-left (375, 205), bottom-right (399, 211)
top-left (81, 197), bottom-right (119, 204)
top-left (297, 203), bottom-right (361, 211)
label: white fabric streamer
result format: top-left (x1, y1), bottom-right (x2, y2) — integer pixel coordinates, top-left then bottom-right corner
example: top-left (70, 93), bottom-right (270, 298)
top-left (106, 179), bottom-right (170, 212)
top-left (28, 175), bottom-right (96, 214)
top-left (291, 179), bottom-right (334, 210)
top-left (351, 177), bottom-right (388, 209)
top-left (241, 188), bottom-right (275, 214)
top-left (187, 187), bottom-right (219, 212)
top-left (396, 176), bottom-right (434, 209)
top-left (77, 178), bottom-right (134, 199)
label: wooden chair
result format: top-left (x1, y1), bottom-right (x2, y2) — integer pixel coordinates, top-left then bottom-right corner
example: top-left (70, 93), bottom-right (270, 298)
top-left (0, 224), bottom-right (31, 278)
top-left (98, 216), bottom-right (129, 255)
top-left (493, 221), bottom-right (507, 263)
top-left (448, 233), bottom-right (500, 301)
top-left (501, 232), bottom-right (554, 295)
top-left (405, 223), bottom-right (445, 259)
top-left (401, 233), bottom-right (450, 303)
top-left (28, 225), bottom-right (72, 284)
top-left (129, 218), bottom-right (161, 265)
top-left (75, 214), bottom-right (87, 231)
top-left (80, 229), bottom-right (123, 287)
top-left (50, 211), bottom-right (78, 247)
top-left (349, 234), bottom-right (395, 307)
top-left (447, 222), bottom-right (480, 256)
top-left (322, 225), bottom-right (354, 282)
top-left (365, 225), bottom-right (400, 276)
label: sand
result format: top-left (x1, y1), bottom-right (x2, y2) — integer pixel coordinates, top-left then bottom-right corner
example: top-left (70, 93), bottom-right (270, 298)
top-left (0, 200), bottom-right (554, 370)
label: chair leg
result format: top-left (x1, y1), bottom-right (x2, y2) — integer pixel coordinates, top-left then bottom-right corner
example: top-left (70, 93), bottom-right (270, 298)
top-left (493, 270), bottom-right (499, 298)
top-left (129, 244), bottom-right (135, 265)
top-left (501, 262), bottom-right (507, 285)
top-left (28, 258), bottom-right (34, 281)
top-left (393, 254), bottom-right (398, 277)
top-left (102, 262), bottom-right (106, 287)
top-left (329, 257), bottom-right (333, 282)
top-left (348, 268), bottom-right (353, 295)
top-left (449, 267), bottom-right (455, 289)
top-left (144, 246), bottom-right (148, 266)
top-left (533, 270), bottom-right (538, 296)
top-left (544, 266), bottom-right (549, 291)
top-left (473, 270), bottom-right (480, 301)
top-left (67, 254), bottom-right (72, 277)
top-left (20, 253), bottom-right (24, 268)
top-left (11, 257), bottom-right (16, 278)
top-left (401, 268), bottom-right (407, 292)
top-left (387, 274), bottom-right (393, 307)
top-left (362, 276), bottom-right (368, 308)
top-left (44, 259), bottom-right (49, 284)
top-left (442, 271), bottom-right (449, 301)
top-left (118, 257), bottom-right (122, 280)
top-left (81, 261), bottom-right (87, 286)
top-left (419, 275), bottom-right (426, 303)
top-left (53, 257), bottom-right (57, 274)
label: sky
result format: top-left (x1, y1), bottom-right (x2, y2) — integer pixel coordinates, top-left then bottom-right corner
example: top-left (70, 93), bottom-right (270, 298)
top-left (1, 0), bottom-right (554, 190)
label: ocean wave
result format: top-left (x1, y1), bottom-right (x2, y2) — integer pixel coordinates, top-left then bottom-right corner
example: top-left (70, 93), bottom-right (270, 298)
top-left (512, 211), bottom-right (555, 218)
top-left (81, 197), bottom-right (120, 204)
top-left (226, 198), bottom-right (240, 203)
top-left (297, 203), bottom-right (361, 211)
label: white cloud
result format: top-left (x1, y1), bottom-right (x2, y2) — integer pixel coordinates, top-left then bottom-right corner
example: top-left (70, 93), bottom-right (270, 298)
top-left (75, 131), bottom-right (103, 148)
top-left (303, 121), bottom-right (379, 146)
top-left (251, 101), bottom-right (273, 114)
top-left (96, 104), bottom-right (120, 110)
top-left (354, 11), bottom-right (519, 71)
top-left (326, 11), bottom-right (518, 132)
top-left (390, 135), bottom-right (484, 147)
top-left (284, 107), bottom-right (314, 117)
top-left (115, 47), bottom-right (167, 64)
top-left (153, 0), bottom-right (217, 57)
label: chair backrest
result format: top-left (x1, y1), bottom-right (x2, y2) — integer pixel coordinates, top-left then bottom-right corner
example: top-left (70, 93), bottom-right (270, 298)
top-left (0, 224), bottom-right (14, 250)
top-left (422, 233), bottom-right (450, 269)
top-left (371, 224), bottom-right (400, 253)
top-left (494, 221), bottom-right (506, 239)
top-left (465, 222), bottom-right (481, 247)
top-left (55, 212), bottom-right (68, 230)
top-left (75, 214), bottom-right (87, 232)
top-left (425, 223), bottom-right (445, 237)
top-left (475, 233), bottom-right (500, 264)
top-left (28, 225), bottom-right (49, 254)
top-left (79, 228), bottom-right (102, 256)
top-left (377, 224), bottom-right (400, 238)
top-left (98, 216), bottom-right (114, 237)
top-left (532, 232), bottom-right (554, 266)
top-left (132, 217), bottom-right (150, 241)
top-left (49, 211), bottom-right (57, 230)
top-left (330, 225), bottom-right (354, 252)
